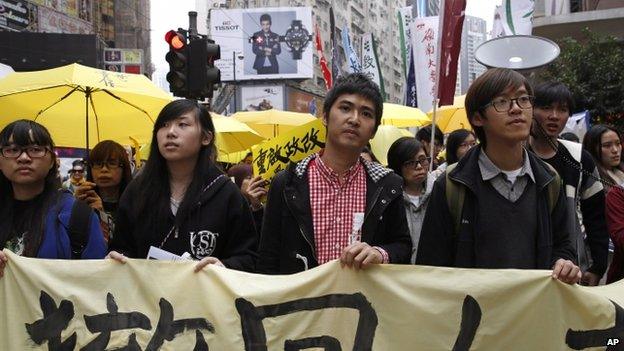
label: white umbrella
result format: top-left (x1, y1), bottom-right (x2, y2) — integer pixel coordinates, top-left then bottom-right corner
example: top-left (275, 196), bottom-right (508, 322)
top-left (0, 63), bottom-right (14, 79)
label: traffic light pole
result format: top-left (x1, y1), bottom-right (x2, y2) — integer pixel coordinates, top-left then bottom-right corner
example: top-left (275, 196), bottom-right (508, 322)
top-left (188, 11), bottom-right (198, 37)
top-left (165, 12), bottom-right (220, 101)
top-left (232, 50), bottom-right (237, 112)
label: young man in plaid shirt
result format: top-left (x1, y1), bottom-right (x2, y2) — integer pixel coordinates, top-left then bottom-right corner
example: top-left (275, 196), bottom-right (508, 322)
top-left (257, 73), bottom-right (412, 274)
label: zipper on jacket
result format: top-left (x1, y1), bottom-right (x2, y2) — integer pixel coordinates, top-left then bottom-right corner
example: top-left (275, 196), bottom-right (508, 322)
top-left (363, 186), bottom-right (384, 225)
top-left (283, 191), bottom-right (318, 263)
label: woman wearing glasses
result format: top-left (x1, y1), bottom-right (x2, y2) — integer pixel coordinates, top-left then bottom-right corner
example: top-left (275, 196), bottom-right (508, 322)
top-left (0, 120), bottom-right (106, 278)
top-left (445, 129), bottom-right (477, 166)
top-left (387, 137), bottom-right (432, 263)
top-left (75, 140), bottom-right (132, 243)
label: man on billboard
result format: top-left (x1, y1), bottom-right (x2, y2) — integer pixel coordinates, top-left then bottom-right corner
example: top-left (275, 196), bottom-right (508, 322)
top-left (252, 14), bottom-right (281, 74)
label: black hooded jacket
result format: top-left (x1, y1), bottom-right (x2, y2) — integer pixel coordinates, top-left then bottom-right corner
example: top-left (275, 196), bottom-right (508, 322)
top-left (110, 163), bottom-right (258, 271)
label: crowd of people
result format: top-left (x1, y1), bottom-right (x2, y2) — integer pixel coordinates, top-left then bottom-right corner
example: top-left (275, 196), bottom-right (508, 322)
top-left (1, 70), bottom-right (623, 288)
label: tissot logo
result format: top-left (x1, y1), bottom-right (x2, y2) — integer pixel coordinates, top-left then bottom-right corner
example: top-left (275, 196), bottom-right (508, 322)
top-left (216, 20), bottom-right (239, 31)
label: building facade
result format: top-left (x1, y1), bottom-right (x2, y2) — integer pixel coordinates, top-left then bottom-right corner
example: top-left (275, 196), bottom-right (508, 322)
top-left (533, 0), bottom-right (624, 40)
top-left (198, 0), bottom-right (408, 104)
top-left (457, 15), bottom-right (487, 95)
top-left (0, 0), bottom-right (151, 75)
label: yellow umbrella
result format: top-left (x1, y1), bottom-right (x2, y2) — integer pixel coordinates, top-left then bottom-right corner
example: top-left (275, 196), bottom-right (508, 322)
top-left (370, 125), bottom-right (414, 166)
top-left (217, 150), bottom-right (250, 164)
top-left (381, 103), bottom-right (430, 128)
top-left (426, 95), bottom-right (471, 133)
top-left (212, 115), bottom-right (265, 155)
top-left (232, 109), bottom-right (316, 138)
top-left (0, 63), bottom-right (173, 149)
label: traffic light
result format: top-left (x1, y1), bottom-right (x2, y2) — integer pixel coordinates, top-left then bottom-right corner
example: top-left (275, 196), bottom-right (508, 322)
top-left (165, 30), bottom-right (188, 97)
top-left (206, 40), bottom-right (221, 98)
top-left (187, 37), bottom-right (221, 99)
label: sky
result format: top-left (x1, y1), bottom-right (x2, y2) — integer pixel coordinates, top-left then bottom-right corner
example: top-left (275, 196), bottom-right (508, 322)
top-left (150, 0), bottom-right (501, 83)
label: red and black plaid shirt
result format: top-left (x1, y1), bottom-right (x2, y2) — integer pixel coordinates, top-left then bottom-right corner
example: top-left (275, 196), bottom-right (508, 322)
top-left (308, 154), bottom-right (367, 264)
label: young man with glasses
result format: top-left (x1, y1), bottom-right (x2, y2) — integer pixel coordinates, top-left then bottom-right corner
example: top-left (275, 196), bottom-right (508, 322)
top-left (528, 82), bottom-right (608, 286)
top-left (416, 68), bottom-right (581, 285)
top-left (257, 73), bottom-right (412, 274)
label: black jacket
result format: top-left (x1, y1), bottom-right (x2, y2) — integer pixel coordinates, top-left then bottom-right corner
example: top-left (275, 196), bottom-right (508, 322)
top-left (110, 164), bottom-right (258, 272)
top-left (416, 146), bottom-right (576, 269)
top-left (257, 155), bottom-right (412, 274)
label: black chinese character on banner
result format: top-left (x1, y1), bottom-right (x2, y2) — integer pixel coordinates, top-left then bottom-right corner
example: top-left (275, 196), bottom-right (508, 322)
top-left (25, 291), bottom-right (77, 351)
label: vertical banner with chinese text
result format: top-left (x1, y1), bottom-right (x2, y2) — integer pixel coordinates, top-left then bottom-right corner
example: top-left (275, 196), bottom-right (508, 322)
top-left (361, 33), bottom-right (384, 98)
top-left (411, 16), bottom-right (439, 114)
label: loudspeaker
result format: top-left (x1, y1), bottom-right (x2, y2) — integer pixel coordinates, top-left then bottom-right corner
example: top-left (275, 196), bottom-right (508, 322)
top-left (474, 35), bottom-right (560, 70)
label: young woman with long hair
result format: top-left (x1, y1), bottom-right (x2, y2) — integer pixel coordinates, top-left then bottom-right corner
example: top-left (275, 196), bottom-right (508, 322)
top-left (0, 120), bottom-right (106, 277)
top-left (445, 129), bottom-right (476, 166)
top-left (108, 99), bottom-right (258, 272)
top-left (583, 124), bottom-right (624, 192)
top-left (75, 140), bottom-right (133, 242)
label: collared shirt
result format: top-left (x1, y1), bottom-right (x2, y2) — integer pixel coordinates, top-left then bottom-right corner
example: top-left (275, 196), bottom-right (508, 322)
top-left (309, 154), bottom-right (367, 264)
top-left (478, 148), bottom-right (535, 202)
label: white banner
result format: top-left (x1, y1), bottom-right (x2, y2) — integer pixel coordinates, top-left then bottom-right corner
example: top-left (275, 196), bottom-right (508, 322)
top-left (341, 24), bottom-right (361, 73)
top-left (3, 251), bottom-right (624, 350)
top-left (398, 6), bottom-right (413, 77)
top-left (240, 84), bottom-right (285, 111)
top-left (411, 16), bottom-right (439, 114)
top-left (500, 0), bottom-right (534, 36)
top-left (210, 7), bottom-right (314, 81)
top-left (361, 33), bottom-right (383, 93)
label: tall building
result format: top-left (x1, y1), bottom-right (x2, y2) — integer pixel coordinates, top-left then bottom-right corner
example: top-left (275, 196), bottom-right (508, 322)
top-left (198, 0), bottom-right (408, 104)
top-left (0, 0), bottom-right (151, 76)
top-left (533, 0), bottom-right (624, 40)
top-left (114, 0), bottom-right (152, 76)
top-left (457, 15), bottom-right (487, 95)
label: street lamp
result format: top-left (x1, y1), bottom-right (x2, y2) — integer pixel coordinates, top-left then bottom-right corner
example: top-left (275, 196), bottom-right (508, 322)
top-left (232, 51), bottom-right (244, 112)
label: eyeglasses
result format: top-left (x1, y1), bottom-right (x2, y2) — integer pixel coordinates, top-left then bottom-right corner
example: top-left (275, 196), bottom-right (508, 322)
top-left (71, 169), bottom-right (85, 174)
top-left (91, 161), bottom-right (123, 170)
top-left (1, 145), bottom-right (49, 158)
top-left (403, 157), bottom-right (431, 169)
top-left (459, 141), bottom-right (477, 148)
top-left (483, 95), bottom-right (534, 113)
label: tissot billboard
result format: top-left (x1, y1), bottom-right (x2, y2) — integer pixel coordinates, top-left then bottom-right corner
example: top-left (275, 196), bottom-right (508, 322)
top-left (210, 7), bottom-right (313, 81)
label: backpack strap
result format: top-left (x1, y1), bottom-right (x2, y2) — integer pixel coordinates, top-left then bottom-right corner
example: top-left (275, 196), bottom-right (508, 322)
top-left (543, 162), bottom-right (562, 215)
top-left (68, 199), bottom-right (92, 259)
top-left (445, 163), bottom-right (465, 237)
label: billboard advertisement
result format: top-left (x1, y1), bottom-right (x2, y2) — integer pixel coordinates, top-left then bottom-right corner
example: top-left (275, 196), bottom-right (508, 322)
top-left (0, 0), bottom-right (38, 31)
top-left (103, 48), bottom-right (143, 74)
top-left (210, 7), bottom-right (314, 81)
top-left (240, 85), bottom-right (284, 111)
top-left (38, 6), bottom-right (92, 34)
top-left (287, 87), bottom-right (321, 117)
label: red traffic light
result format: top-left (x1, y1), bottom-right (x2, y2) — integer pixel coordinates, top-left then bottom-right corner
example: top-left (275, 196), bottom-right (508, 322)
top-left (165, 30), bottom-right (186, 50)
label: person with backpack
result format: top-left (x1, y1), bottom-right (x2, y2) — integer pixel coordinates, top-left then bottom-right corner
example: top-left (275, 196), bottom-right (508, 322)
top-left (0, 120), bottom-right (106, 277)
top-left (256, 73), bottom-right (412, 274)
top-left (528, 82), bottom-right (608, 286)
top-left (416, 68), bottom-right (580, 285)
top-left (107, 99), bottom-right (258, 272)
